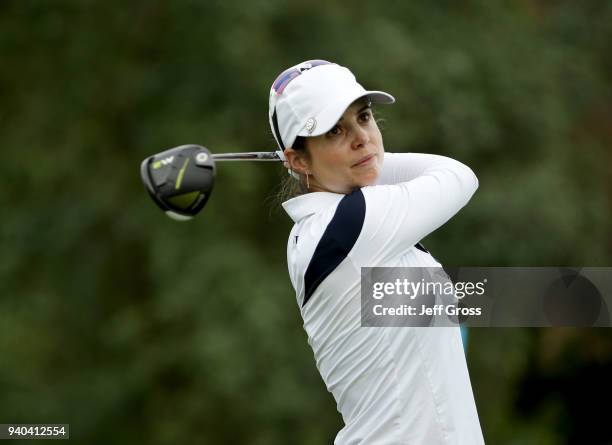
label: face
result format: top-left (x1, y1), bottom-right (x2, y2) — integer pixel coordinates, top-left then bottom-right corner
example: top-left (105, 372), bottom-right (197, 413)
top-left (286, 99), bottom-right (385, 194)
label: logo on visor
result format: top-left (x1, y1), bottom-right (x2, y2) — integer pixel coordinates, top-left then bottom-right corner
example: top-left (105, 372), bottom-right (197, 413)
top-left (305, 118), bottom-right (317, 134)
top-left (298, 63), bottom-right (314, 72)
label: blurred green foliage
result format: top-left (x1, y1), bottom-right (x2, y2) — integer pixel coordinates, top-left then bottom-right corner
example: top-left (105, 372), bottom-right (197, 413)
top-left (1, 0), bottom-right (611, 443)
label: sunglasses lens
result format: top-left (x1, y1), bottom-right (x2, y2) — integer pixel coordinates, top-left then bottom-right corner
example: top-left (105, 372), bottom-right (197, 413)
top-left (272, 70), bottom-right (300, 94)
top-left (271, 60), bottom-right (333, 95)
top-left (307, 59), bottom-right (331, 68)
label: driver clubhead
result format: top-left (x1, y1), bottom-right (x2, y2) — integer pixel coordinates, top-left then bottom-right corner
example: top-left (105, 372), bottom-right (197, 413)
top-left (140, 144), bottom-right (215, 220)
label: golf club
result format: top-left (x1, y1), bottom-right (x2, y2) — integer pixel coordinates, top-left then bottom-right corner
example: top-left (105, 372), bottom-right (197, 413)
top-left (140, 144), bottom-right (282, 221)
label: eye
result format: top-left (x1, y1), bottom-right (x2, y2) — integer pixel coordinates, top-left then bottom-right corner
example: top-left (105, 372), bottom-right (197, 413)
top-left (359, 110), bottom-right (372, 122)
top-left (326, 125), bottom-right (342, 137)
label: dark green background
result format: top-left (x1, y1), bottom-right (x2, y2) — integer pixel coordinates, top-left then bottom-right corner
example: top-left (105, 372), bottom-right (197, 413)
top-left (1, 1), bottom-right (611, 443)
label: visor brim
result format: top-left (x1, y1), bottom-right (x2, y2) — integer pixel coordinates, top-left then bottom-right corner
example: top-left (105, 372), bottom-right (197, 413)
top-left (298, 89), bottom-right (395, 138)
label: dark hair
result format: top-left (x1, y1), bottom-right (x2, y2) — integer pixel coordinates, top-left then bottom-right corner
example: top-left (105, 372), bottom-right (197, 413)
top-left (293, 136), bottom-right (306, 151)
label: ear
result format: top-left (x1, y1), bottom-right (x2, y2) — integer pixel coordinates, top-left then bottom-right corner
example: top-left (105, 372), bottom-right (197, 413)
top-left (284, 147), bottom-right (311, 175)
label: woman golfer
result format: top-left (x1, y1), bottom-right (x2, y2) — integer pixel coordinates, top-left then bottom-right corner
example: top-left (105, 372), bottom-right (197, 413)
top-left (269, 60), bottom-right (485, 444)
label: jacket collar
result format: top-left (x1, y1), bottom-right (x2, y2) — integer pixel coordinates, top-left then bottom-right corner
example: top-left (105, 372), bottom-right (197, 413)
top-left (282, 192), bottom-right (344, 223)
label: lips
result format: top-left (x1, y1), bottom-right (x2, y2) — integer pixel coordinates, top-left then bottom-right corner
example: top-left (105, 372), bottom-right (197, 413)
top-left (352, 154), bottom-right (375, 167)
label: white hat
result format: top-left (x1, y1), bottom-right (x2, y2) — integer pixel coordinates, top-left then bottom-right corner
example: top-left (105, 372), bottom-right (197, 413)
top-left (268, 60), bottom-right (395, 152)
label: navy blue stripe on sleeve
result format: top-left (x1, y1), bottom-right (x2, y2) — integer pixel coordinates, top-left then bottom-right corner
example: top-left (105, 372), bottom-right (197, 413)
top-left (302, 189), bottom-right (366, 307)
top-left (415, 242), bottom-right (428, 253)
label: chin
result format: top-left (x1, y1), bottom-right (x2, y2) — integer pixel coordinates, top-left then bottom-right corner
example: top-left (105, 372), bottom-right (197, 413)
top-left (355, 171), bottom-right (380, 187)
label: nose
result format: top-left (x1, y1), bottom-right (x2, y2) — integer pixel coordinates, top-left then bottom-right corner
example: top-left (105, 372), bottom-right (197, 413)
top-left (351, 125), bottom-right (370, 150)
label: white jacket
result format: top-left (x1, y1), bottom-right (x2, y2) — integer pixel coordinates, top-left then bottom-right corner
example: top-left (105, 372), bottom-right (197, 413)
top-left (283, 152), bottom-right (484, 445)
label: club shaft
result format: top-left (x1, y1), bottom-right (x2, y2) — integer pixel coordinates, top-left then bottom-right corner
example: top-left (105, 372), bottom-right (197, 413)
top-left (211, 152), bottom-right (281, 162)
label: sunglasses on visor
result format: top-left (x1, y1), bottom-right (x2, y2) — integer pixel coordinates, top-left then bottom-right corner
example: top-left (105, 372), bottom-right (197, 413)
top-left (270, 60), bottom-right (333, 149)
top-left (271, 60), bottom-right (333, 94)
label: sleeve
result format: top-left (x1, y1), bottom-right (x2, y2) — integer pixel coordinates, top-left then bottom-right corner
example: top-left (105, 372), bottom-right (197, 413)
top-left (350, 153), bottom-right (479, 265)
top-left (376, 151), bottom-right (457, 185)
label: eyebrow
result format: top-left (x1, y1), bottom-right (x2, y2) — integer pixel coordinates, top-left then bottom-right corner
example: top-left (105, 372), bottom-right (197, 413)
top-left (338, 104), bottom-right (371, 122)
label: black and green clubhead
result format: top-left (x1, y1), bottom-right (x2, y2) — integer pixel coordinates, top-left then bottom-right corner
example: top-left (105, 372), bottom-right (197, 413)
top-left (140, 145), bottom-right (215, 221)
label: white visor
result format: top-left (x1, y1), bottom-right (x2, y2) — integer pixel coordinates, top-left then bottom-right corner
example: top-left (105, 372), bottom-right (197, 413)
top-left (268, 61), bottom-right (395, 150)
